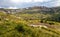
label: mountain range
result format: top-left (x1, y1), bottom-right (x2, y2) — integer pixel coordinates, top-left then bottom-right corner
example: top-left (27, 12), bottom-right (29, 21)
top-left (0, 6), bottom-right (60, 14)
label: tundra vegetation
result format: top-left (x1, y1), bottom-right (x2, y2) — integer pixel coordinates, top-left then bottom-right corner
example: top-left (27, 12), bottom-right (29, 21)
top-left (0, 7), bottom-right (60, 37)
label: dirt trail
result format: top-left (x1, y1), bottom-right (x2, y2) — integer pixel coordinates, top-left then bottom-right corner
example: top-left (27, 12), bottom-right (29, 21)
top-left (29, 23), bottom-right (60, 29)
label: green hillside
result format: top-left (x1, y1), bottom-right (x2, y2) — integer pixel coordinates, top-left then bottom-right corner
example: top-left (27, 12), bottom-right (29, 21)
top-left (0, 11), bottom-right (60, 37)
top-left (0, 6), bottom-right (60, 37)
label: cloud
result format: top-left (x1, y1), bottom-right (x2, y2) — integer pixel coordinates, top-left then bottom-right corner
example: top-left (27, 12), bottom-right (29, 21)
top-left (46, 0), bottom-right (60, 7)
top-left (8, 7), bottom-right (18, 9)
top-left (10, 0), bottom-right (51, 3)
top-left (34, 0), bottom-right (51, 2)
top-left (54, 0), bottom-right (60, 6)
top-left (0, 7), bottom-right (1, 8)
top-left (0, 0), bottom-right (60, 8)
top-left (10, 0), bottom-right (32, 3)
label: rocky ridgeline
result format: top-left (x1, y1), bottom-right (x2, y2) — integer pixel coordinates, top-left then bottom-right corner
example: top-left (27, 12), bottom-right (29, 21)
top-left (0, 6), bottom-right (60, 14)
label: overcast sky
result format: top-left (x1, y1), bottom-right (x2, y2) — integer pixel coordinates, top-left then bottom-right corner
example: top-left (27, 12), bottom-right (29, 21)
top-left (0, 0), bottom-right (60, 8)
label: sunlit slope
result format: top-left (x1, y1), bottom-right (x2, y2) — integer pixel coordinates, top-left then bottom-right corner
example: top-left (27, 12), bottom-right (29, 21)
top-left (0, 12), bottom-right (60, 37)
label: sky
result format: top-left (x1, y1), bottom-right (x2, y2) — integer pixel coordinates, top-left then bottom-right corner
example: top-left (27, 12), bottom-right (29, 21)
top-left (0, 0), bottom-right (60, 8)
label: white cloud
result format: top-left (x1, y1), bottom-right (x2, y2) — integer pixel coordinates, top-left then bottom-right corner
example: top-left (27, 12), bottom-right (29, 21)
top-left (10, 0), bottom-right (51, 3)
top-left (49, 0), bottom-right (60, 7)
top-left (10, 0), bottom-right (32, 3)
top-left (23, 0), bottom-right (32, 2)
top-left (55, 0), bottom-right (60, 6)
top-left (0, 7), bottom-right (2, 8)
top-left (34, 0), bottom-right (51, 2)
top-left (8, 7), bottom-right (18, 9)
top-left (11, 0), bottom-right (20, 3)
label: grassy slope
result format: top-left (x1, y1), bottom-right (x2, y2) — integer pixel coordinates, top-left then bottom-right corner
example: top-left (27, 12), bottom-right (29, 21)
top-left (0, 21), bottom-right (60, 37)
top-left (0, 12), bottom-right (60, 37)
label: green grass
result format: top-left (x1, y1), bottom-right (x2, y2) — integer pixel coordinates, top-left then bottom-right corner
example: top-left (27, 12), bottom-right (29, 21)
top-left (0, 12), bottom-right (60, 37)
top-left (0, 21), bottom-right (60, 37)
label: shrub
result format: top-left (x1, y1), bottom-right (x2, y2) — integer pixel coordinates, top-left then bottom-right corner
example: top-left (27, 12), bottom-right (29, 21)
top-left (40, 20), bottom-right (43, 23)
top-left (15, 23), bottom-right (26, 32)
top-left (49, 23), bottom-right (54, 25)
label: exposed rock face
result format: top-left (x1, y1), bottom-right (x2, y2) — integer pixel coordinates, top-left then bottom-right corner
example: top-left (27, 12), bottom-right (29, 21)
top-left (0, 8), bottom-right (22, 14)
top-left (0, 6), bottom-right (60, 14)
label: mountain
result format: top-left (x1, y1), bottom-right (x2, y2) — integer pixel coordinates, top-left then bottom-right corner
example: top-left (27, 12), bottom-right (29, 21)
top-left (0, 6), bottom-right (60, 14)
